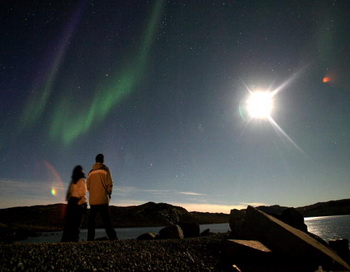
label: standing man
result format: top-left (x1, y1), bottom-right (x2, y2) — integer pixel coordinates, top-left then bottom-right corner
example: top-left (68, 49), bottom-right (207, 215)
top-left (87, 153), bottom-right (117, 241)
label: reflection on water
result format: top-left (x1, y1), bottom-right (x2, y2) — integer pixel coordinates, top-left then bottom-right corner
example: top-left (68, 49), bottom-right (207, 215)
top-left (305, 214), bottom-right (350, 242)
top-left (20, 223), bottom-right (230, 244)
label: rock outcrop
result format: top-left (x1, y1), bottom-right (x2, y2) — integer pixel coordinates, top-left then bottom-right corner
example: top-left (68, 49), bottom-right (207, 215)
top-left (229, 209), bottom-right (246, 238)
top-left (228, 206), bottom-right (350, 271)
top-left (178, 222), bottom-right (200, 238)
top-left (224, 239), bottom-right (273, 263)
top-left (159, 225), bottom-right (184, 239)
top-left (257, 206), bottom-right (307, 232)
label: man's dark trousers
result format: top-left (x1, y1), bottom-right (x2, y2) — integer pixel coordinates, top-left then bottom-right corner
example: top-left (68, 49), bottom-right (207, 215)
top-left (88, 204), bottom-right (117, 241)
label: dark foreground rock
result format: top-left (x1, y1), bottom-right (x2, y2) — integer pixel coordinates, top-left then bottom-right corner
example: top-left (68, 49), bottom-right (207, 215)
top-left (0, 236), bottom-right (225, 272)
top-left (1, 232), bottom-right (349, 271)
top-left (228, 206), bottom-right (350, 271)
top-left (159, 224), bottom-right (184, 239)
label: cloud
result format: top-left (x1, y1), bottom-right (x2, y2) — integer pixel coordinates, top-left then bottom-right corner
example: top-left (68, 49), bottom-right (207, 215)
top-left (143, 189), bottom-right (172, 195)
top-left (179, 191), bottom-right (206, 196)
top-left (115, 186), bottom-right (205, 198)
top-left (114, 186), bottom-right (141, 194)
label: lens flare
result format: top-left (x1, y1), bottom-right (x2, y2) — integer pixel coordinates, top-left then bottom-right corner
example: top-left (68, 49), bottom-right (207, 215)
top-left (51, 188), bottom-right (57, 196)
top-left (44, 161), bottom-right (65, 200)
top-left (323, 77), bottom-right (330, 83)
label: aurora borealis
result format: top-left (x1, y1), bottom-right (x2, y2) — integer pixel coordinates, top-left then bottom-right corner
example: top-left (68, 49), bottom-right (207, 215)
top-left (1, 0), bottom-right (350, 212)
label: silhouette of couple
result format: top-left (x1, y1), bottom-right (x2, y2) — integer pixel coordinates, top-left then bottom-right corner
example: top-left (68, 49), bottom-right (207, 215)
top-left (61, 154), bottom-right (117, 242)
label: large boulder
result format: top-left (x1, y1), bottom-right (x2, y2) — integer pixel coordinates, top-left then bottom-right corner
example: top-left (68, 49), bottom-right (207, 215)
top-left (224, 239), bottom-right (273, 261)
top-left (279, 207), bottom-right (308, 232)
top-left (229, 209), bottom-right (246, 238)
top-left (158, 225), bottom-right (184, 239)
top-left (178, 222), bottom-right (200, 238)
top-left (328, 239), bottom-right (350, 261)
top-left (243, 206), bottom-right (350, 270)
top-left (257, 206), bottom-right (307, 232)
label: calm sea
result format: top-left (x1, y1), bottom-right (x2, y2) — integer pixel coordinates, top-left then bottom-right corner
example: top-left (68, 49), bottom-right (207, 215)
top-left (305, 214), bottom-right (350, 242)
top-left (16, 215), bottom-right (350, 244)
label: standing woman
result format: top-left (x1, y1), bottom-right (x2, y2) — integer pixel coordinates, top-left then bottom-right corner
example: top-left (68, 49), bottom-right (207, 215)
top-left (61, 165), bottom-right (87, 242)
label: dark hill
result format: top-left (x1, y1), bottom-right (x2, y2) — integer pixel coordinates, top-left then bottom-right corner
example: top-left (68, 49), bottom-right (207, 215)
top-left (250, 199), bottom-right (350, 218)
top-left (107, 202), bottom-right (195, 228)
top-left (0, 204), bottom-right (66, 231)
top-left (297, 198), bottom-right (350, 217)
top-left (0, 202), bottom-right (229, 231)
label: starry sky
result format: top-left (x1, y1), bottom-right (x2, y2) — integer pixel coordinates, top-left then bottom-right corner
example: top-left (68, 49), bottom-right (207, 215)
top-left (1, 0), bottom-right (350, 213)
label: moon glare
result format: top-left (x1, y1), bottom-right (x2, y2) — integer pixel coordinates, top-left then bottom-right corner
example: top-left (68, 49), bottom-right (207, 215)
top-left (246, 91), bottom-right (273, 119)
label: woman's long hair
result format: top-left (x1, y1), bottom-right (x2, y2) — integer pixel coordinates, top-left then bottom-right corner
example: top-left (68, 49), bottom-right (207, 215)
top-left (71, 165), bottom-right (85, 184)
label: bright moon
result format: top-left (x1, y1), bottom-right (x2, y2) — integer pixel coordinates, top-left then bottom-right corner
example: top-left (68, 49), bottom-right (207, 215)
top-left (246, 91), bottom-right (273, 119)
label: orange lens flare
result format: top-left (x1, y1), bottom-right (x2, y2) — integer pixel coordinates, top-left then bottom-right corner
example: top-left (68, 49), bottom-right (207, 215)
top-left (322, 77), bottom-right (330, 83)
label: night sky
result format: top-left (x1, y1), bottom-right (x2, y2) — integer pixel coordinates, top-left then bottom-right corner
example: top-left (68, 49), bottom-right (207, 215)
top-left (1, 0), bottom-right (350, 212)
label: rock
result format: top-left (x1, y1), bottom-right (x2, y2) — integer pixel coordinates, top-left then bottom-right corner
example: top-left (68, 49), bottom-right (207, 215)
top-left (243, 206), bottom-right (350, 270)
top-left (178, 222), bottom-right (200, 238)
top-left (200, 228), bottom-right (214, 237)
top-left (137, 232), bottom-right (158, 240)
top-left (224, 239), bottom-right (273, 261)
top-left (328, 239), bottom-right (349, 260)
top-left (257, 206), bottom-right (307, 232)
top-left (279, 207), bottom-right (308, 232)
top-left (229, 209), bottom-right (246, 238)
top-left (158, 225), bottom-right (184, 239)
top-left (220, 240), bottom-right (278, 271)
top-left (306, 231), bottom-right (329, 247)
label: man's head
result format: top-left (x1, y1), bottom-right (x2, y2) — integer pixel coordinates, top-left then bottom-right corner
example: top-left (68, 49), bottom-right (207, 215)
top-left (95, 153), bottom-right (104, 163)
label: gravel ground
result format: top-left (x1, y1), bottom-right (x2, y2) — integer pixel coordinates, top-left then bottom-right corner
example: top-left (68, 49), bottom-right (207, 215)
top-left (0, 236), bottom-right (228, 272)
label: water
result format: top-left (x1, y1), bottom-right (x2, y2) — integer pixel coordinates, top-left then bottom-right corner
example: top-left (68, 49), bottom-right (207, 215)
top-left (305, 214), bottom-right (350, 242)
top-left (20, 223), bottom-right (231, 244)
top-left (17, 215), bottom-right (350, 244)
